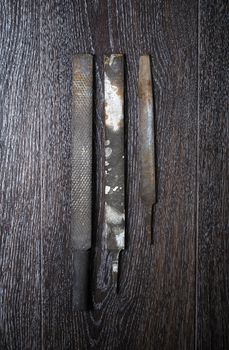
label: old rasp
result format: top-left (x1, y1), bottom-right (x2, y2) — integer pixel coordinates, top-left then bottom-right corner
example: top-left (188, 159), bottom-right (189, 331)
top-left (139, 55), bottom-right (156, 242)
top-left (104, 54), bottom-right (125, 286)
top-left (71, 54), bottom-right (93, 309)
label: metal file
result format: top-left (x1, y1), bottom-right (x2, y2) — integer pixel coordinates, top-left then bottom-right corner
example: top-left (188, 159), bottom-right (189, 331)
top-left (138, 55), bottom-right (156, 242)
top-left (104, 54), bottom-right (125, 286)
top-left (71, 54), bottom-right (93, 309)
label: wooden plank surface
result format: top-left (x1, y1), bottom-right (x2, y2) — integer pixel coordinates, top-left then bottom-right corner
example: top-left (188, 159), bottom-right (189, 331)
top-left (40, 1), bottom-right (197, 349)
top-left (0, 1), bottom-right (41, 349)
top-left (2, 1), bottom-right (228, 349)
top-left (197, 1), bottom-right (229, 349)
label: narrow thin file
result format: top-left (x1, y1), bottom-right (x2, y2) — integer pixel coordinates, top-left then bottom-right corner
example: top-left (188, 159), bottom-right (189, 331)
top-left (138, 55), bottom-right (156, 242)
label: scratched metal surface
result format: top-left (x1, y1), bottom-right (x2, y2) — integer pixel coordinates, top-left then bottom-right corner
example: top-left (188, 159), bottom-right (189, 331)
top-left (104, 54), bottom-right (125, 280)
top-left (138, 55), bottom-right (156, 240)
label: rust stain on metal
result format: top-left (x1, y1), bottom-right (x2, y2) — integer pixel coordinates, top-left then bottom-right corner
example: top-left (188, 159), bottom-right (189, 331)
top-left (104, 54), bottom-right (125, 286)
top-left (138, 55), bottom-right (156, 242)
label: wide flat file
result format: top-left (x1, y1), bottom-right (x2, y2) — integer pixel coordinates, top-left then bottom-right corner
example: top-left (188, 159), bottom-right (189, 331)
top-left (71, 54), bottom-right (93, 309)
top-left (104, 54), bottom-right (125, 286)
top-left (138, 55), bottom-right (156, 242)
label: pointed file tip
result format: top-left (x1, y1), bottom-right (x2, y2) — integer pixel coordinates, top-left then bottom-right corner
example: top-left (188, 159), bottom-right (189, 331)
top-left (112, 259), bottom-right (119, 286)
top-left (110, 251), bottom-right (121, 292)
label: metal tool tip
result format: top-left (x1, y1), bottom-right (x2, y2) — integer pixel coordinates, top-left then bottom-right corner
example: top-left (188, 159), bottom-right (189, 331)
top-left (112, 259), bottom-right (119, 282)
top-left (110, 251), bottom-right (120, 291)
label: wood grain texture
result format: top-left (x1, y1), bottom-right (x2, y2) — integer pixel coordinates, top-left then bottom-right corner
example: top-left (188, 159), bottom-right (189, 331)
top-left (197, 1), bottom-right (229, 349)
top-left (40, 0), bottom-right (197, 349)
top-left (2, 1), bottom-right (227, 349)
top-left (0, 1), bottom-right (41, 349)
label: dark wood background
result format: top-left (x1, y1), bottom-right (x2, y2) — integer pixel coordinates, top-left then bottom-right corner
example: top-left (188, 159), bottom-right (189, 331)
top-left (0, 0), bottom-right (228, 349)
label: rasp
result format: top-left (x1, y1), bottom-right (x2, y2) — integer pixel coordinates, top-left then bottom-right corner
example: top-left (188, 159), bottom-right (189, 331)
top-left (71, 54), bottom-right (93, 309)
top-left (138, 55), bottom-right (156, 242)
top-left (104, 54), bottom-right (125, 286)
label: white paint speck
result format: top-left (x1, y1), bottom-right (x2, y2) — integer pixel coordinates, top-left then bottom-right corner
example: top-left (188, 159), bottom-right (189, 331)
top-left (105, 186), bottom-right (111, 194)
top-left (115, 230), bottom-right (125, 246)
top-left (105, 73), bottom-right (123, 132)
top-left (105, 203), bottom-right (124, 225)
top-left (105, 139), bottom-right (110, 146)
top-left (113, 186), bottom-right (118, 192)
top-left (112, 262), bottom-right (118, 273)
top-left (104, 203), bottom-right (125, 248)
top-left (105, 161), bottom-right (109, 166)
top-left (105, 147), bottom-right (112, 158)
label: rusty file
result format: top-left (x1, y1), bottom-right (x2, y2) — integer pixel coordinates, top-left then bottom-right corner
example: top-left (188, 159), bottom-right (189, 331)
top-left (104, 54), bottom-right (125, 285)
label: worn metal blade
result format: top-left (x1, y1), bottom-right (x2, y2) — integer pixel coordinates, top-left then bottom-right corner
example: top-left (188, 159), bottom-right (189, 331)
top-left (71, 54), bottom-right (93, 309)
top-left (104, 54), bottom-right (125, 287)
top-left (138, 55), bottom-right (156, 242)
